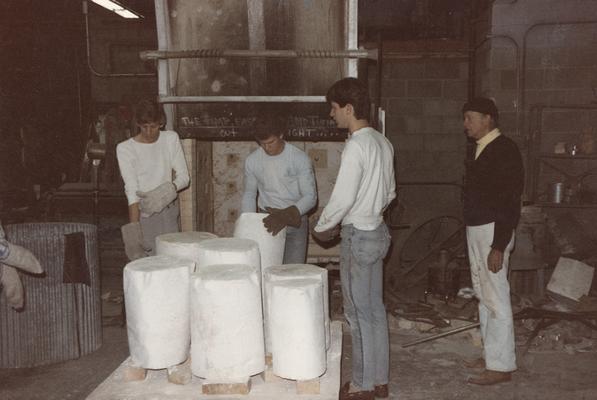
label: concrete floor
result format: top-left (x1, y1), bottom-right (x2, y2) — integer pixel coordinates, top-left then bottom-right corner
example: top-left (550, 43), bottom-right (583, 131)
top-left (3, 320), bottom-right (597, 400)
top-left (1, 198), bottom-right (597, 399)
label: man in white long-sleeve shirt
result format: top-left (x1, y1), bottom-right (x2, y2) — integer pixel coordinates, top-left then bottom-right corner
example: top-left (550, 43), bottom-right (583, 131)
top-left (241, 123), bottom-right (317, 263)
top-left (313, 78), bottom-right (395, 400)
top-left (116, 99), bottom-right (190, 259)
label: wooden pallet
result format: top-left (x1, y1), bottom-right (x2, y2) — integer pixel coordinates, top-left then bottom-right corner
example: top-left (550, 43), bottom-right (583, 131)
top-left (87, 321), bottom-right (343, 400)
top-left (202, 378), bottom-right (251, 395)
top-left (121, 357), bottom-right (192, 385)
top-left (261, 365), bottom-right (320, 394)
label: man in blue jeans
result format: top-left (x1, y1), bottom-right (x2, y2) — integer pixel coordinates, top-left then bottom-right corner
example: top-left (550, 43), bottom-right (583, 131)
top-left (313, 78), bottom-right (396, 400)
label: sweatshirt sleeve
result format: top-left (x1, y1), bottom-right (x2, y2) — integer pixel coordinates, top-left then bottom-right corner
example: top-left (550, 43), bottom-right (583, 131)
top-left (491, 141), bottom-right (524, 251)
top-left (170, 132), bottom-right (190, 191)
top-left (116, 141), bottom-right (140, 205)
top-left (314, 140), bottom-right (362, 232)
top-left (294, 152), bottom-right (317, 215)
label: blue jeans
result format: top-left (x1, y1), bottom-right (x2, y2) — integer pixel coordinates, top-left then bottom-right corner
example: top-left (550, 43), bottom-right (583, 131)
top-left (283, 215), bottom-right (308, 264)
top-left (340, 223), bottom-right (391, 390)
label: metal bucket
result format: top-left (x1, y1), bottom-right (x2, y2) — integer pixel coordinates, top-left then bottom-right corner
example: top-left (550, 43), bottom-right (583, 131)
top-left (0, 223), bottom-right (102, 367)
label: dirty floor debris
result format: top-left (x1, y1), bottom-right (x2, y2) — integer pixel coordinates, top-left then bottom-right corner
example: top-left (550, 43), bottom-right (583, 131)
top-left (3, 299), bottom-right (597, 400)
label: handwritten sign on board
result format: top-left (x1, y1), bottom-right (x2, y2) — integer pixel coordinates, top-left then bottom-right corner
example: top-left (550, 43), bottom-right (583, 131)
top-left (177, 114), bottom-right (347, 141)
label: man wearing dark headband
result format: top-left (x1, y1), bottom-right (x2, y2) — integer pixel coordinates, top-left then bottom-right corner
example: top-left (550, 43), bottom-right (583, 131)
top-left (461, 97), bottom-right (524, 385)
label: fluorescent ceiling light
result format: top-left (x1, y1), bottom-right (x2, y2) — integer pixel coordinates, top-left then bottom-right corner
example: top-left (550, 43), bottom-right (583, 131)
top-left (90, 0), bottom-right (143, 19)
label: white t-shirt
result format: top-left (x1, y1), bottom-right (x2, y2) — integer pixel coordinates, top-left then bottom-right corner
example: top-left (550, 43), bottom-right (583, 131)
top-left (315, 126), bottom-right (396, 232)
top-left (116, 130), bottom-right (190, 205)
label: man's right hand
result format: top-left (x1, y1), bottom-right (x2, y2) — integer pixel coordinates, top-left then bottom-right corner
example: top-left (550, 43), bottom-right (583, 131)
top-left (311, 225), bottom-right (340, 242)
top-left (121, 222), bottom-right (147, 261)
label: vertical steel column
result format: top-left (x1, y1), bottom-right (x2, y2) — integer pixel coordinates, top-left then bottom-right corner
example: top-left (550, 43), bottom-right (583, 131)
top-left (345, 0), bottom-right (358, 78)
top-left (154, 0), bottom-right (174, 130)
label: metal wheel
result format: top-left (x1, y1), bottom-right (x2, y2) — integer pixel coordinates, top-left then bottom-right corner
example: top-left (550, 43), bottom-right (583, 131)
top-left (400, 216), bottom-right (463, 266)
top-left (387, 215), bottom-right (464, 290)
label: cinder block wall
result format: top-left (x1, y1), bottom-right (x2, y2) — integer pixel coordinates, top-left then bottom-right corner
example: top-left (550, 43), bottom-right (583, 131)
top-left (370, 49), bottom-right (469, 236)
top-left (480, 0), bottom-right (597, 201)
top-left (382, 57), bottom-right (468, 183)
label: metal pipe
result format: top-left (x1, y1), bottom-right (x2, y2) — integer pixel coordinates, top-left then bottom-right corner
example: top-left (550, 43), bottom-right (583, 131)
top-left (247, 0), bottom-right (266, 95)
top-left (401, 322), bottom-right (480, 348)
top-left (140, 48), bottom-right (377, 61)
top-left (375, 32), bottom-right (383, 129)
top-left (82, 0), bottom-right (155, 78)
top-left (159, 95), bottom-right (326, 104)
top-left (467, 9), bottom-right (477, 100)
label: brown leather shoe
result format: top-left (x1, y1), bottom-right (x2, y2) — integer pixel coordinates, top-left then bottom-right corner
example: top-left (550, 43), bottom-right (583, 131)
top-left (462, 357), bottom-right (485, 369)
top-left (374, 384), bottom-right (388, 398)
top-left (467, 369), bottom-right (512, 385)
top-left (339, 382), bottom-right (375, 400)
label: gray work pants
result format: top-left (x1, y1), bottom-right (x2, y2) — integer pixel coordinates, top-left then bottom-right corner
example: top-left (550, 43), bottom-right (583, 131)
top-left (140, 199), bottom-right (180, 255)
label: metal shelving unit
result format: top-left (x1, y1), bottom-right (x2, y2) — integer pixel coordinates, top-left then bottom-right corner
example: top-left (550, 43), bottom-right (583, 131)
top-left (529, 104), bottom-right (597, 207)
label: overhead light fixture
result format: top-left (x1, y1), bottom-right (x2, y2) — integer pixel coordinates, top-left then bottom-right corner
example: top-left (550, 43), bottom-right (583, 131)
top-left (90, 0), bottom-right (143, 19)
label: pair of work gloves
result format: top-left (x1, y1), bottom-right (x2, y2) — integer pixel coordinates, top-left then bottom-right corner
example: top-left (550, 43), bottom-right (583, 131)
top-left (121, 182), bottom-right (178, 261)
top-left (0, 225), bottom-right (44, 310)
top-left (263, 206), bottom-right (302, 235)
top-left (262, 206), bottom-right (341, 242)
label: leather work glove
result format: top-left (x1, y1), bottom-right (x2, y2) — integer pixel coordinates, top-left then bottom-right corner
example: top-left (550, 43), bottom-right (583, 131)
top-left (121, 222), bottom-right (147, 261)
top-left (263, 206), bottom-right (302, 236)
top-left (311, 225), bottom-right (340, 243)
top-left (0, 263), bottom-right (24, 309)
top-left (136, 182), bottom-right (177, 216)
top-left (0, 239), bottom-right (44, 274)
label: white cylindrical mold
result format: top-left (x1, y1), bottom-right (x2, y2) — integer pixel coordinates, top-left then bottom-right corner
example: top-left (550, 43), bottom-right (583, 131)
top-left (155, 231), bottom-right (218, 267)
top-left (124, 255), bottom-right (194, 369)
top-left (270, 278), bottom-right (326, 380)
top-left (234, 213), bottom-right (287, 354)
top-left (264, 264), bottom-right (330, 350)
top-left (233, 212), bottom-right (286, 273)
top-left (195, 238), bottom-right (261, 274)
top-left (191, 264), bottom-right (265, 381)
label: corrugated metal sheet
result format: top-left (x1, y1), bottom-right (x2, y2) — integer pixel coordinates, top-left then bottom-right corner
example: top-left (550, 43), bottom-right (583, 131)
top-left (0, 223), bottom-right (102, 368)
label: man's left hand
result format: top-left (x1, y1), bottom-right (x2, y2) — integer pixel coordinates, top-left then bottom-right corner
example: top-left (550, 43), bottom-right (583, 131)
top-left (487, 248), bottom-right (504, 273)
top-left (262, 206), bottom-right (301, 235)
top-left (136, 182), bottom-right (177, 216)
